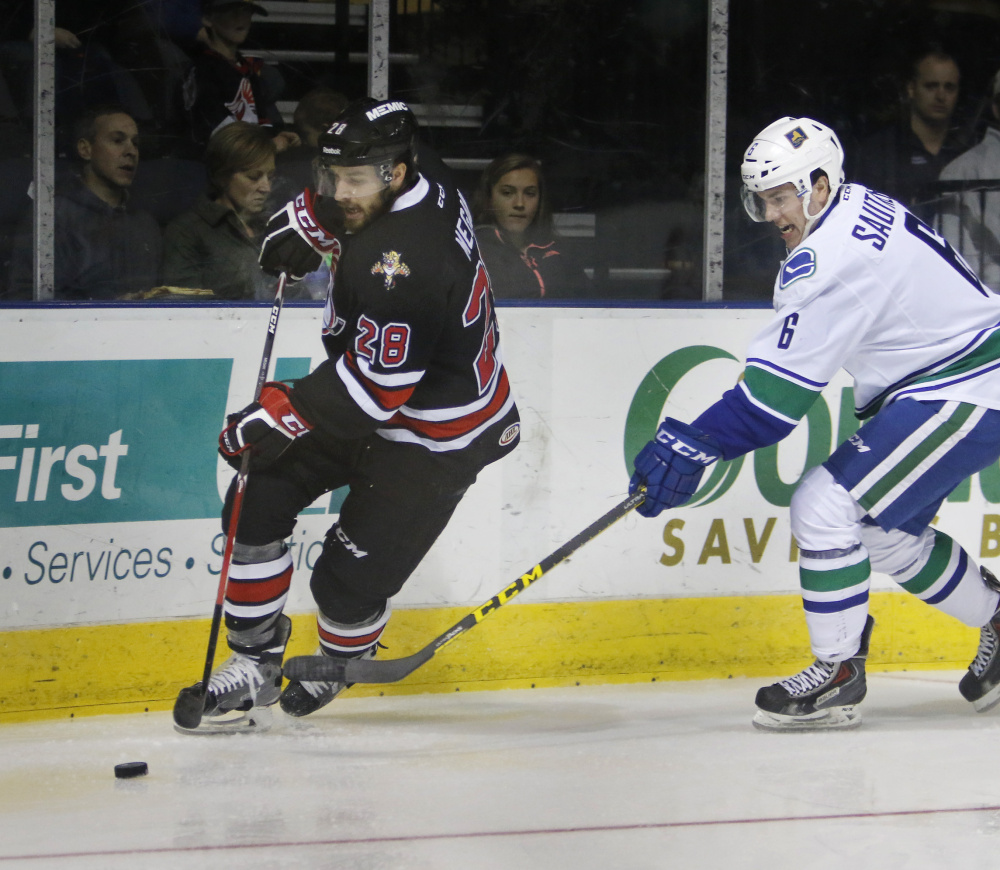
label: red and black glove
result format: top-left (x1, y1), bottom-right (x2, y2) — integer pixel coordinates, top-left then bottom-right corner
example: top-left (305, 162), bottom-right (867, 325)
top-left (219, 382), bottom-right (313, 471)
top-left (259, 189), bottom-right (342, 281)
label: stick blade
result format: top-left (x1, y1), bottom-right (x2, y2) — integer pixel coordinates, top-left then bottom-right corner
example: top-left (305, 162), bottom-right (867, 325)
top-left (283, 649), bottom-right (433, 685)
top-left (173, 685), bottom-right (206, 730)
top-left (283, 656), bottom-right (349, 682)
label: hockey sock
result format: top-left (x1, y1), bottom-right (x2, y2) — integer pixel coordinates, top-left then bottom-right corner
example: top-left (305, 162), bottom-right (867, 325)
top-left (893, 530), bottom-right (1000, 627)
top-left (317, 601), bottom-right (392, 658)
top-left (800, 543), bottom-right (872, 661)
top-left (224, 541), bottom-right (293, 641)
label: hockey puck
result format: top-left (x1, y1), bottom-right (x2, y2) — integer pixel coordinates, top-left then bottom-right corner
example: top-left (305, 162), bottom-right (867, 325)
top-left (114, 761), bottom-right (148, 779)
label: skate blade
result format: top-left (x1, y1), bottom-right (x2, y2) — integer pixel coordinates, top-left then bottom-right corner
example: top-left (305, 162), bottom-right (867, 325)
top-left (972, 684), bottom-right (1000, 713)
top-left (173, 705), bottom-right (274, 736)
top-left (752, 705), bottom-right (862, 732)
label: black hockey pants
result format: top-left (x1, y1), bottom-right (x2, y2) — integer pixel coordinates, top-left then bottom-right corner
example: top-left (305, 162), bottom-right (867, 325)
top-left (222, 432), bottom-right (479, 624)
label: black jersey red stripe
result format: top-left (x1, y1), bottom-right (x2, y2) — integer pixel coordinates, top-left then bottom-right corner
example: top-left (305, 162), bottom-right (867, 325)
top-left (387, 369), bottom-right (512, 441)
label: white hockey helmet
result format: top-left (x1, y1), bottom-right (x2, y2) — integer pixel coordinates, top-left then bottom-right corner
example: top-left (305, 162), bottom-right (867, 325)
top-left (740, 117), bottom-right (845, 227)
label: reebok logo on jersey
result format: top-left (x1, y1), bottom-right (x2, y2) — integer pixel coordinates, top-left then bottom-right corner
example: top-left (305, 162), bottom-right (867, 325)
top-left (371, 251), bottom-right (411, 290)
top-left (779, 248), bottom-right (816, 289)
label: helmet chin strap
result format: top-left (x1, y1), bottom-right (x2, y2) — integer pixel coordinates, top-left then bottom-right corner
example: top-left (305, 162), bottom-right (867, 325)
top-left (799, 185), bottom-right (836, 241)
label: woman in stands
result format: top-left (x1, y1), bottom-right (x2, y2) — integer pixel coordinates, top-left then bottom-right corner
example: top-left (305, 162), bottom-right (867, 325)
top-left (162, 121), bottom-right (277, 299)
top-left (472, 153), bottom-right (588, 299)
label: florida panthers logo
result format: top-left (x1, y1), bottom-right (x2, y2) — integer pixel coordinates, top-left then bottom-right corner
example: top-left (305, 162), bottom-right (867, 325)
top-left (371, 251), bottom-right (411, 291)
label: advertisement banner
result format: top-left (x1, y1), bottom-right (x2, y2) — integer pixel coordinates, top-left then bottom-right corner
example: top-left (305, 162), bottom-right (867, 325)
top-left (2, 305), bottom-right (998, 632)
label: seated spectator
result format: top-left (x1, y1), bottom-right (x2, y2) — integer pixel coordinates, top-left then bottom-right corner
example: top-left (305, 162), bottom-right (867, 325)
top-left (853, 44), bottom-right (968, 220)
top-left (183, 0), bottom-right (299, 153)
top-left (7, 105), bottom-right (162, 300)
top-left (472, 153), bottom-right (589, 299)
top-left (161, 121), bottom-right (278, 299)
top-left (938, 66), bottom-right (1000, 291)
top-left (272, 87), bottom-right (349, 202)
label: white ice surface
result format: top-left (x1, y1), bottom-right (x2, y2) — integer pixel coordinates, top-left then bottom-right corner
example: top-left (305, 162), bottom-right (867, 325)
top-left (1, 673), bottom-right (999, 870)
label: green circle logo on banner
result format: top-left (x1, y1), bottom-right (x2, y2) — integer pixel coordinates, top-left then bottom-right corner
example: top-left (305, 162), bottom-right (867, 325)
top-left (623, 346), bottom-right (744, 507)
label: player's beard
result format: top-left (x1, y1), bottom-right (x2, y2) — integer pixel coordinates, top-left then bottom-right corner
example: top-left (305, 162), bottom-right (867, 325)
top-left (342, 187), bottom-right (395, 234)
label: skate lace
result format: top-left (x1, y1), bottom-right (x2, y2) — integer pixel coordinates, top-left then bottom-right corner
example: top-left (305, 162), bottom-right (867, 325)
top-left (301, 680), bottom-right (333, 699)
top-left (779, 660), bottom-right (836, 697)
top-left (208, 654), bottom-right (264, 696)
top-left (970, 624), bottom-right (999, 677)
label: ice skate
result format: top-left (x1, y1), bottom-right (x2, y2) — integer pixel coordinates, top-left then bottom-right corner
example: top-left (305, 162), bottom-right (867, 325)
top-left (959, 567), bottom-right (1000, 712)
top-left (753, 615), bottom-right (874, 732)
top-left (279, 645), bottom-right (376, 717)
top-left (175, 615), bottom-right (291, 735)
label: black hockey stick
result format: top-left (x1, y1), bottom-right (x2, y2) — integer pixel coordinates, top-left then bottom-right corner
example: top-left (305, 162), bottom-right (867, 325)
top-left (282, 488), bottom-right (646, 685)
top-left (173, 272), bottom-right (289, 730)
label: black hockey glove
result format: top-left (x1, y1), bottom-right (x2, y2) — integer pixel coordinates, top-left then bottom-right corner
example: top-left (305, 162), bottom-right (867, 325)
top-left (259, 189), bottom-right (342, 281)
top-left (219, 382), bottom-right (313, 471)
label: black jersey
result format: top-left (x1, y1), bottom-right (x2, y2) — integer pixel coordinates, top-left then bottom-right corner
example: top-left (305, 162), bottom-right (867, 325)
top-left (183, 47), bottom-right (285, 144)
top-left (290, 175), bottom-right (520, 465)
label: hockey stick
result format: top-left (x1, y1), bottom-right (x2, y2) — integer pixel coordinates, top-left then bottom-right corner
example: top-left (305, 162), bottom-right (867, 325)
top-left (282, 488), bottom-right (646, 685)
top-left (173, 272), bottom-right (289, 730)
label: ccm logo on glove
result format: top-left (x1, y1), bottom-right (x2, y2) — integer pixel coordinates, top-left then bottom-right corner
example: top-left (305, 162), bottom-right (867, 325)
top-left (219, 382), bottom-right (313, 471)
top-left (654, 428), bottom-right (719, 465)
top-left (292, 191), bottom-right (340, 255)
top-left (259, 189), bottom-right (341, 280)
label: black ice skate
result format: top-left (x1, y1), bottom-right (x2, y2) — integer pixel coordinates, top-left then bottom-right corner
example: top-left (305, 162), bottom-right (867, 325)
top-left (176, 615), bottom-right (292, 734)
top-left (959, 567), bottom-right (1000, 713)
top-left (753, 615), bottom-right (874, 732)
top-left (279, 645), bottom-right (376, 717)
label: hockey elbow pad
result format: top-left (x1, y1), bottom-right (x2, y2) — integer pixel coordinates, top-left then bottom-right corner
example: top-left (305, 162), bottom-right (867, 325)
top-left (629, 417), bottom-right (722, 518)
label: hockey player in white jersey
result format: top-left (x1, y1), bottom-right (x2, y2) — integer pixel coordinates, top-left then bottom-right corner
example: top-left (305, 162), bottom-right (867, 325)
top-left (629, 116), bottom-right (1000, 731)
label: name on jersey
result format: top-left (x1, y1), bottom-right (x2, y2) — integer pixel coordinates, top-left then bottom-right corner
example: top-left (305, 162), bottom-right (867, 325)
top-left (851, 188), bottom-right (896, 251)
top-left (455, 192), bottom-right (476, 261)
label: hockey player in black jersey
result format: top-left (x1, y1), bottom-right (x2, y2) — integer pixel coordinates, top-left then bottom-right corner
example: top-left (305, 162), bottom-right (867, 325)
top-left (179, 99), bottom-right (520, 732)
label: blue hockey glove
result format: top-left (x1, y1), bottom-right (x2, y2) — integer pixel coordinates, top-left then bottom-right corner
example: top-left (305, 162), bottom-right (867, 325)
top-left (629, 417), bottom-right (722, 518)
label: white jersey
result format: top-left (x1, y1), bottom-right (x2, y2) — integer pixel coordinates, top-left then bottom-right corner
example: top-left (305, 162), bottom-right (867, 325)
top-left (694, 184), bottom-right (1000, 457)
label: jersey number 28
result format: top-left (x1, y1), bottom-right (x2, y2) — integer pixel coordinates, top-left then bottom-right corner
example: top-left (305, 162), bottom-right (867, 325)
top-left (463, 260), bottom-right (500, 394)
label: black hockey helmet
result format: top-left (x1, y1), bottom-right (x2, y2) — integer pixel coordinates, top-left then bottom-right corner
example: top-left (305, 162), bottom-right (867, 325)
top-left (318, 98), bottom-right (417, 169)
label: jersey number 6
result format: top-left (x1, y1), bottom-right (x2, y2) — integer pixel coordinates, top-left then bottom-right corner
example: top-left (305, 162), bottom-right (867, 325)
top-left (778, 312), bottom-right (799, 349)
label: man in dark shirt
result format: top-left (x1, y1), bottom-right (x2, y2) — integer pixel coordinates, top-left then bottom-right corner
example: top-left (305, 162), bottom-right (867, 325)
top-left (853, 47), bottom-right (967, 220)
top-left (8, 105), bottom-right (161, 300)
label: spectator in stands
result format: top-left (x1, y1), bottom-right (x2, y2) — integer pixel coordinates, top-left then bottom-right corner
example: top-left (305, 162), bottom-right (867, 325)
top-left (7, 105), bottom-right (161, 300)
top-left (472, 153), bottom-right (589, 299)
top-left (183, 0), bottom-right (299, 152)
top-left (0, 1), bottom-right (154, 153)
top-left (162, 121), bottom-right (278, 299)
top-left (938, 66), bottom-right (1000, 292)
top-left (853, 45), bottom-right (967, 220)
top-left (272, 87), bottom-right (349, 201)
